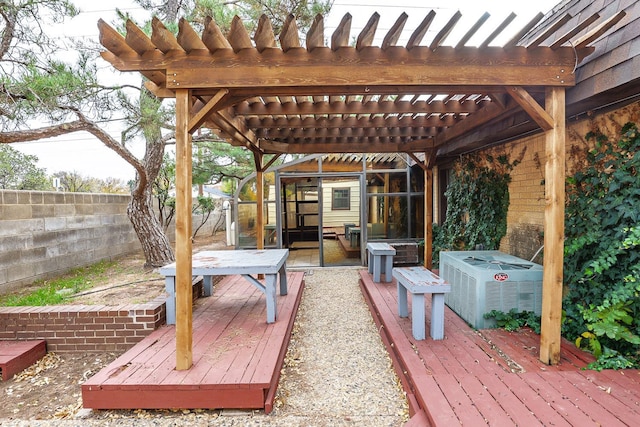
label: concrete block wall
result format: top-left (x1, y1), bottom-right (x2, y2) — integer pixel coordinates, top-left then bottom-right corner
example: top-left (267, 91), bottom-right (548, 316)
top-left (0, 191), bottom-right (141, 294)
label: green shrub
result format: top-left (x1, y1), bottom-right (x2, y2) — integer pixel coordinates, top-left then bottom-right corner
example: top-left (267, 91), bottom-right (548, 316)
top-left (484, 309), bottom-right (541, 333)
top-left (563, 122), bottom-right (640, 368)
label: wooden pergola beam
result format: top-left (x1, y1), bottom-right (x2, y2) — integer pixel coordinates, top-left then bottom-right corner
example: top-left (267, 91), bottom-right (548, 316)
top-left (156, 47), bottom-right (578, 89)
top-left (234, 99), bottom-right (488, 115)
top-left (246, 114), bottom-right (458, 130)
top-left (507, 86), bottom-right (554, 130)
top-left (259, 138), bottom-right (434, 154)
top-left (189, 89), bottom-right (229, 133)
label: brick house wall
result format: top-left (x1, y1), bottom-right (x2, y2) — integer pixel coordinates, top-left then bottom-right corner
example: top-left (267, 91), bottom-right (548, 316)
top-left (481, 100), bottom-right (640, 262)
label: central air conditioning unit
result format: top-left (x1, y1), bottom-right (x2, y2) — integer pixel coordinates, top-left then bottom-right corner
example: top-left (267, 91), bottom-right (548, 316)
top-left (439, 251), bottom-right (543, 329)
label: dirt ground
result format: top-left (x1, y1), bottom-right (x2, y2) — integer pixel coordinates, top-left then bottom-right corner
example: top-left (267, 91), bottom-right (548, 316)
top-left (0, 233), bottom-right (231, 421)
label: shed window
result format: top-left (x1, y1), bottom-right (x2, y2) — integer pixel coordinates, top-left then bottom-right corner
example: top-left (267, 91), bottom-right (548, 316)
top-left (332, 188), bottom-right (350, 210)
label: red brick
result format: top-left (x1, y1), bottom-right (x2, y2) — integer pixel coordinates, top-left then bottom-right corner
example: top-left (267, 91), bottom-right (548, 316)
top-left (85, 323), bottom-right (106, 330)
top-left (133, 316), bottom-right (155, 323)
top-left (125, 323), bottom-right (145, 330)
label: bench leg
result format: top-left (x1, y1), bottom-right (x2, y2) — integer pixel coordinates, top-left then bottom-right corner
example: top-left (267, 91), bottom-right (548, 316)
top-left (368, 250), bottom-right (373, 274)
top-left (164, 277), bottom-right (176, 325)
top-left (430, 293), bottom-right (446, 340)
top-left (372, 255), bottom-right (382, 282)
top-left (411, 293), bottom-right (426, 340)
top-left (397, 282), bottom-right (409, 318)
top-left (203, 275), bottom-right (213, 297)
top-left (383, 255), bottom-right (393, 282)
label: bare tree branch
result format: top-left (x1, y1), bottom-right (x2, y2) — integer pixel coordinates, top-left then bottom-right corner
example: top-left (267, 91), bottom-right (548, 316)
top-left (0, 114), bottom-right (146, 179)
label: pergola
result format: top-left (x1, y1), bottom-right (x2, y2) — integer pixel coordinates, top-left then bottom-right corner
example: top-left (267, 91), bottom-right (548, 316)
top-left (98, 9), bottom-right (624, 370)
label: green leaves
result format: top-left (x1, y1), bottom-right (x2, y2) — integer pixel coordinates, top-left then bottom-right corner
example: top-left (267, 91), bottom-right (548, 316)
top-left (564, 121), bottom-right (640, 369)
top-left (0, 145), bottom-right (50, 190)
top-left (436, 151), bottom-right (518, 257)
top-left (483, 309), bottom-right (541, 333)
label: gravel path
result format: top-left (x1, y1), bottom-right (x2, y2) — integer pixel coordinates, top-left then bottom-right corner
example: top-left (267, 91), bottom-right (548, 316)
top-left (1, 268), bottom-right (409, 426)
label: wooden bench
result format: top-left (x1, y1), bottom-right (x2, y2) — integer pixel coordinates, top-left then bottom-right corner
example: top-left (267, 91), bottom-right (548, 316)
top-left (0, 340), bottom-right (46, 380)
top-left (366, 242), bottom-right (396, 283)
top-left (392, 266), bottom-right (451, 340)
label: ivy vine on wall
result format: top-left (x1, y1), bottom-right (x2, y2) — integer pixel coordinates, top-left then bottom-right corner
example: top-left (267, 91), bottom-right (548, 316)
top-left (563, 120), bottom-right (640, 369)
top-left (434, 150), bottom-right (524, 264)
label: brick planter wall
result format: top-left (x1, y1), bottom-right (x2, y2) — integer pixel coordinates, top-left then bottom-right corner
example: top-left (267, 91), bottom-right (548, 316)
top-left (0, 277), bottom-right (210, 353)
top-left (0, 297), bottom-right (165, 353)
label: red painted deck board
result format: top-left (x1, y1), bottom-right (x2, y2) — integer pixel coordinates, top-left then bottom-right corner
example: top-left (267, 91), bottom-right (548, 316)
top-left (0, 340), bottom-right (46, 381)
top-left (82, 272), bottom-right (304, 412)
top-left (359, 270), bottom-right (640, 427)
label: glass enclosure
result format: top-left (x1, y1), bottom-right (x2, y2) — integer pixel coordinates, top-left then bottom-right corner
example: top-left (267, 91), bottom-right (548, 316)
top-left (236, 172), bottom-right (278, 248)
top-left (234, 154), bottom-right (426, 261)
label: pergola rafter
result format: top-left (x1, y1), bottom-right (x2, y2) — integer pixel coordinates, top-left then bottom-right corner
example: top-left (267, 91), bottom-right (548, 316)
top-left (98, 8), bottom-right (624, 370)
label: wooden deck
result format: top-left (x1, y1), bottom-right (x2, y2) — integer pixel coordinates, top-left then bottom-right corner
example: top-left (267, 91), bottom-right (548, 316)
top-left (82, 271), bottom-right (304, 414)
top-left (359, 270), bottom-right (640, 426)
top-left (0, 340), bottom-right (46, 380)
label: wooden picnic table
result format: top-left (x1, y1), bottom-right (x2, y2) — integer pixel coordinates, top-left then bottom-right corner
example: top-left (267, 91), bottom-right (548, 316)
top-left (160, 249), bottom-right (289, 325)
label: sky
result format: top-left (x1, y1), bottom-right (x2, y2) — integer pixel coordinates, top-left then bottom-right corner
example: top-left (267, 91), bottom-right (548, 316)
top-left (9, 0), bottom-right (562, 182)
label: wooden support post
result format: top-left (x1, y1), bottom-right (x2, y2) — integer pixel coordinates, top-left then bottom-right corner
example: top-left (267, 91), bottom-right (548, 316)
top-left (422, 150), bottom-right (436, 270)
top-left (383, 174), bottom-right (390, 236)
top-left (175, 89), bottom-right (193, 371)
top-left (255, 153), bottom-right (264, 250)
top-left (425, 162), bottom-right (433, 270)
top-left (539, 87), bottom-right (565, 365)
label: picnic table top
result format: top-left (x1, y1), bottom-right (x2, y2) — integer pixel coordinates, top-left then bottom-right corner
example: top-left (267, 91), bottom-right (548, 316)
top-left (159, 249), bottom-right (289, 276)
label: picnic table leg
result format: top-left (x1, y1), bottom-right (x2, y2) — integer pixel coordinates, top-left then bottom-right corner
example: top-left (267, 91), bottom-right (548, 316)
top-left (265, 273), bottom-right (277, 323)
top-left (397, 282), bottom-right (409, 318)
top-left (278, 264), bottom-right (288, 296)
top-left (367, 250), bottom-right (373, 274)
top-left (412, 293), bottom-right (426, 340)
top-left (164, 276), bottom-right (176, 325)
top-left (383, 255), bottom-right (393, 282)
top-left (430, 293), bottom-right (446, 340)
top-left (202, 275), bottom-right (213, 297)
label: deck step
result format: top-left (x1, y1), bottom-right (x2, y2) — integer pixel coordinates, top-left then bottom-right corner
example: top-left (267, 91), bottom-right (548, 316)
top-left (0, 340), bottom-right (47, 381)
top-left (337, 235), bottom-right (360, 257)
